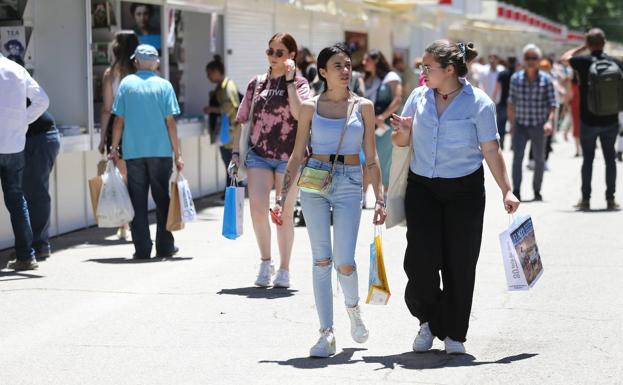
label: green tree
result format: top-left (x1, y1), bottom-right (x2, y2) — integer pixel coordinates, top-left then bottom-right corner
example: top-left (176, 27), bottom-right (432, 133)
top-left (504, 0), bottom-right (623, 43)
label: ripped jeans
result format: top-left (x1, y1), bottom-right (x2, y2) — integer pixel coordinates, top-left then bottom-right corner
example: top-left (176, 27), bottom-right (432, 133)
top-left (300, 158), bottom-right (363, 330)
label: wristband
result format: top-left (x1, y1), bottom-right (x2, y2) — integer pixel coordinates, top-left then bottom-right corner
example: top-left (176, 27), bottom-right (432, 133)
top-left (232, 151), bottom-right (240, 156)
top-left (285, 78), bottom-right (295, 84)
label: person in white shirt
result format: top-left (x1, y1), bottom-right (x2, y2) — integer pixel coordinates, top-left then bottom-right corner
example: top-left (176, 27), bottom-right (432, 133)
top-left (0, 53), bottom-right (49, 271)
top-left (477, 54), bottom-right (505, 103)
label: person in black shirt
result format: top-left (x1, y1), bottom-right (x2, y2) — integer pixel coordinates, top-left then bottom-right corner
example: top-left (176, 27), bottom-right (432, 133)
top-left (494, 57), bottom-right (517, 149)
top-left (22, 103), bottom-right (60, 260)
top-left (561, 28), bottom-right (623, 211)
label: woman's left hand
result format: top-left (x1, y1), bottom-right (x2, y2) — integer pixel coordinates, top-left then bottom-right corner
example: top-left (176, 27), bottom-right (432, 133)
top-left (504, 190), bottom-right (520, 214)
top-left (285, 59), bottom-right (296, 81)
top-left (373, 202), bottom-right (387, 225)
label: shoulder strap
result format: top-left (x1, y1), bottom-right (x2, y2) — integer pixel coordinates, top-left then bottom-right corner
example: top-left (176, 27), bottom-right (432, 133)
top-left (247, 74), bottom-right (264, 121)
top-left (330, 93), bottom-right (358, 174)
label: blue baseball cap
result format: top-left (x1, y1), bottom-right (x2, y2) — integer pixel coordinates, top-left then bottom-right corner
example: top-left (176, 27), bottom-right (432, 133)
top-left (130, 44), bottom-right (159, 61)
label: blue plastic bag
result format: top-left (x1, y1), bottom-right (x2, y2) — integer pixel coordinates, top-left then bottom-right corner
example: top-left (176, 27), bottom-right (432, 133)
top-left (222, 182), bottom-right (244, 239)
top-left (220, 112), bottom-right (230, 145)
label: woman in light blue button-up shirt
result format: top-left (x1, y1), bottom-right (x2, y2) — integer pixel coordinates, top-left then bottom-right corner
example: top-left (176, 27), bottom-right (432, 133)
top-left (390, 40), bottom-right (520, 354)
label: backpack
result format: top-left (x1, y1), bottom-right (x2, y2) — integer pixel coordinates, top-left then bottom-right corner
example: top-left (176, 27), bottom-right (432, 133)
top-left (587, 57), bottom-right (623, 116)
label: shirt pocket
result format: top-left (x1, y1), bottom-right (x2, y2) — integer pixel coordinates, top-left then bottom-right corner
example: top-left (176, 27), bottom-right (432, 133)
top-left (441, 119), bottom-right (478, 149)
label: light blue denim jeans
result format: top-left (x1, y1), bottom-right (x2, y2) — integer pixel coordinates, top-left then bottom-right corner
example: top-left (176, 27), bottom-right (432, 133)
top-left (300, 158), bottom-right (363, 330)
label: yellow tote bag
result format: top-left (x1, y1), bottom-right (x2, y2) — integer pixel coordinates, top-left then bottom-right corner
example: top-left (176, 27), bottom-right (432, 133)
top-left (366, 226), bottom-right (391, 305)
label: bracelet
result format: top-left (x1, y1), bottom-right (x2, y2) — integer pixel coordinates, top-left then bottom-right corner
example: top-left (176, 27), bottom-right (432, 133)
top-left (285, 78), bottom-right (295, 84)
top-left (232, 151), bottom-right (240, 156)
top-left (375, 200), bottom-right (386, 208)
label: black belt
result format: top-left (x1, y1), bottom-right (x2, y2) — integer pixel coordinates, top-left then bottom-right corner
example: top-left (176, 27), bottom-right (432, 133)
top-left (329, 154), bottom-right (345, 163)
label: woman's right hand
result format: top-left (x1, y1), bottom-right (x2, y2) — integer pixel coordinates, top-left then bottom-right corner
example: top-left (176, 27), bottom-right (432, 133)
top-left (390, 114), bottom-right (412, 134)
top-left (228, 153), bottom-right (241, 176)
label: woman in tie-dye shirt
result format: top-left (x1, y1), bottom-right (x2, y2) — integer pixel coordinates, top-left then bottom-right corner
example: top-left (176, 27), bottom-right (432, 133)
top-left (233, 32), bottom-right (310, 289)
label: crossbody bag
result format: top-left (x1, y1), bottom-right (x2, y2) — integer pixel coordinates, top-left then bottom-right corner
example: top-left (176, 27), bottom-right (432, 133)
top-left (297, 93), bottom-right (358, 193)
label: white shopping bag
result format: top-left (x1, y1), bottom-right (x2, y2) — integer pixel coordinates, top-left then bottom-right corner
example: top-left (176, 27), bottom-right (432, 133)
top-left (498, 214), bottom-right (544, 291)
top-left (96, 161), bottom-right (134, 228)
top-left (176, 174), bottom-right (197, 223)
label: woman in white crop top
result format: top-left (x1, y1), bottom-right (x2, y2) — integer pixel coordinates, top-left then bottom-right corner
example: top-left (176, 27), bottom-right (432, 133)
top-left (273, 43), bottom-right (386, 358)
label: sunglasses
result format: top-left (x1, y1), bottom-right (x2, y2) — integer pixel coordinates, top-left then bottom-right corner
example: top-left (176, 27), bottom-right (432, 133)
top-left (524, 56), bottom-right (539, 61)
top-left (418, 64), bottom-right (442, 74)
top-left (266, 48), bottom-right (287, 58)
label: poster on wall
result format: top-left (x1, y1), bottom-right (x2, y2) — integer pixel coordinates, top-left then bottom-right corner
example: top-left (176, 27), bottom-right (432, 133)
top-left (92, 0), bottom-right (117, 29)
top-left (0, 0), bottom-right (21, 21)
top-left (121, 2), bottom-right (161, 51)
top-left (344, 31), bottom-right (368, 69)
top-left (0, 26), bottom-right (26, 66)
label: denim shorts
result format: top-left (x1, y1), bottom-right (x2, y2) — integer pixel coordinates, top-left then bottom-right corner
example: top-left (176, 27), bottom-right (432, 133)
top-left (245, 149), bottom-right (288, 174)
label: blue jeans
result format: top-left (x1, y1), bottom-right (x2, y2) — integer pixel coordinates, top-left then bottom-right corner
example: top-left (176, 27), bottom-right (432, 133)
top-left (0, 151), bottom-right (34, 261)
top-left (300, 158), bottom-right (363, 329)
top-left (245, 149), bottom-right (288, 174)
top-left (126, 157), bottom-right (175, 258)
top-left (23, 130), bottom-right (60, 254)
top-left (580, 122), bottom-right (618, 200)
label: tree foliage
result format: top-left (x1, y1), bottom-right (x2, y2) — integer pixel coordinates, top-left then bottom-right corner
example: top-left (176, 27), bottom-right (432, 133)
top-left (504, 0), bottom-right (623, 43)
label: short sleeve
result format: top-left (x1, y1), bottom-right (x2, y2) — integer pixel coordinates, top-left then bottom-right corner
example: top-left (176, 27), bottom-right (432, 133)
top-left (507, 75), bottom-right (517, 105)
top-left (225, 81), bottom-right (240, 109)
top-left (400, 87), bottom-right (421, 117)
top-left (476, 99), bottom-right (499, 143)
top-left (383, 71), bottom-right (402, 84)
top-left (163, 83), bottom-right (181, 116)
top-left (112, 84), bottom-right (125, 117)
top-left (295, 76), bottom-right (311, 100)
top-left (236, 76), bottom-right (258, 124)
top-left (568, 56), bottom-right (582, 71)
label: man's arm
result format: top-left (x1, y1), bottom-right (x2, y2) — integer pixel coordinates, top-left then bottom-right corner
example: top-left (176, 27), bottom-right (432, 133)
top-left (166, 115), bottom-right (184, 171)
top-left (25, 73), bottom-right (49, 124)
top-left (561, 45), bottom-right (588, 65)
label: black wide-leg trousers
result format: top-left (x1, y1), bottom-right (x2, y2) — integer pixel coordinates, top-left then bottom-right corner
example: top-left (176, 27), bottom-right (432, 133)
top-left (403, 167), bottom-right (486, 343)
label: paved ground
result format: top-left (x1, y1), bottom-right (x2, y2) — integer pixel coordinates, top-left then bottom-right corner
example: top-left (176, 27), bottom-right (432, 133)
top-left (1, 136), bottom-right (622, 385)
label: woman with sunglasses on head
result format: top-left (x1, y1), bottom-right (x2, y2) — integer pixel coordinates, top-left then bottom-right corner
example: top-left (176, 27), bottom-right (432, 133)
top-left (233, 33), bottom-right (310, 288)
top-left (391, 40), bottom-right (519, 355)
top-left (273, 43), bottom-right (386, 358)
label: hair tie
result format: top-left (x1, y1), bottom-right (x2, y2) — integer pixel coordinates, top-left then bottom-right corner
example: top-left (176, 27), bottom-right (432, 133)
top-left (458, 42), bottom-right (466, 55)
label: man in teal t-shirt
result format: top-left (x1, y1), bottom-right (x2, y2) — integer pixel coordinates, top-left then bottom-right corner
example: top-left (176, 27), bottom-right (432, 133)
top-left (109, 44), bottom-right (183, 260)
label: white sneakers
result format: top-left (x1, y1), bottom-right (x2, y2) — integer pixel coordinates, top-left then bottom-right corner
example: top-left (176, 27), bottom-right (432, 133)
top-left (310, 329), bottom-right (336, 358)
top-left (254, 260), bottom-right (275, 287)
top-left (444, 337), bottom-right (466, 355)
top-left (273, 269), bottom-right (290, 288)
top-left (254, 261), bottom-right (290, 288)
top-left (346, 305), bottom-right (369, 343)
top-left (413, 322), bottom-right (434, 352)
top-left (412, 323), bottom-right (467, 354)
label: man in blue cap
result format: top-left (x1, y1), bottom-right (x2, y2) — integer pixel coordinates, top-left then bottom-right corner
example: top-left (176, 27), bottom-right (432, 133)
top-left (109, 44), bottom-right (183, 259)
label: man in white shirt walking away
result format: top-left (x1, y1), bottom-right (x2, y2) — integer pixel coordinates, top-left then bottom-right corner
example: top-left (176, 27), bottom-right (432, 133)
top-left (477, 54), bottom-right (505, 103)
top-left (0, 52), bottom-right (49, 271)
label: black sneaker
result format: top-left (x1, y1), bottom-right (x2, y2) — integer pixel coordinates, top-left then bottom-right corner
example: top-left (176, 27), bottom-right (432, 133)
top-left (574, 199), bottom-right (590, 211)
top-left (156, 246), bottom-right (179, 258)
top-left (7, 259), bottom-right (39, 271)
top-left (607, 199), bottom-right (620, 211)
top-left (533, 192), bottom-right (543, 201)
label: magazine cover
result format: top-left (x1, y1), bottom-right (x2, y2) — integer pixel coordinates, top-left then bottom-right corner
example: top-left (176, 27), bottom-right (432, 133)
top-left (92, 0), bottom-right (116, 29)
top-left (0, 26), bottom-right (26, 66)
top-left (509, 217), bottom-right (543, 287)
top-left (92, 42), bottom-right (111, 65)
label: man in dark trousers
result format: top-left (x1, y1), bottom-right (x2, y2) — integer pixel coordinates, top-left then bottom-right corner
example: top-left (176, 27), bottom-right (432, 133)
top-left (109, 44), bottom-right (183, 259)
top-left (0, 52), bottom-right (49, 271)
top-left (562, 28), bottom-right (623, 211)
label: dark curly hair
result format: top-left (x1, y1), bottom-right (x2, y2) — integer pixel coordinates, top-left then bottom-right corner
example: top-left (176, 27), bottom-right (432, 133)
top-left (425, 40), bottom-right (478, 78)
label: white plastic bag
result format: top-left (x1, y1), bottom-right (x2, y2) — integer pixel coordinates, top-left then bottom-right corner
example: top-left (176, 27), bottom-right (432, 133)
top-left (96, 161), bottom-right (134, 228)
top-left (498, 214), bottom-right (544, 291)
top-left (176, 174), bottom-right (197, 223)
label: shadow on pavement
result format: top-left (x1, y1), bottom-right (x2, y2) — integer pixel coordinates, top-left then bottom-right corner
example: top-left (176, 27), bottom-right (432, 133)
top-left (259, 348), bottom-right (366, 369)
top-left (558, 208), bottom-right (619, 214)
top-left (217, 286), bottom-right (299, 299)
top-left (362, 351), bottom-right (538, 370)
top-left (0, 271), bottom-right (45, 282)
top-left (85, 256), bottom-right (193, 264)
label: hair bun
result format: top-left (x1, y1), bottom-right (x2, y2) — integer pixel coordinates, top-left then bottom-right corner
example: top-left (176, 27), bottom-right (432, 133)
top-left (464, 42), bottom-right (478, 62)
top-left (213, 54), bottom-right (222, 63)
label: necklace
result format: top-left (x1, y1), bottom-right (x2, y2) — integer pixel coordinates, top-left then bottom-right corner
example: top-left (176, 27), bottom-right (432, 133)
top-left (435, 85), bottom-right (463, 100)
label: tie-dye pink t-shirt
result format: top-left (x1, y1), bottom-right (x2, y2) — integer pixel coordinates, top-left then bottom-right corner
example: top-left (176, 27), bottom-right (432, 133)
top-left (236, 74), bottom-right (311, 160)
